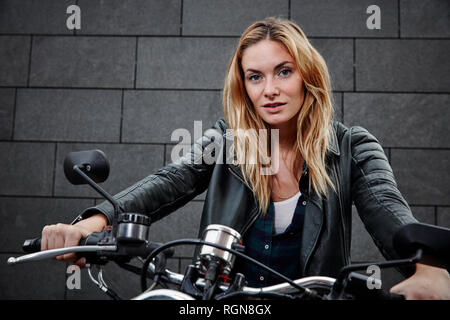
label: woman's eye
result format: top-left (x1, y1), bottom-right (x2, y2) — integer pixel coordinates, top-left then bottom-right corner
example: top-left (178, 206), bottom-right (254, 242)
top-left (248, 74), bottom-right (261, 82)
top-left (279, 68), bottom-right (292, 77)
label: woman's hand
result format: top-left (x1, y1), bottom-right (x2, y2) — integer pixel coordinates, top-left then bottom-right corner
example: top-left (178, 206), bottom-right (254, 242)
top-left (390, 263), bottom-right (450, 300)
top-left (41, 213), bottom-right (108, 268)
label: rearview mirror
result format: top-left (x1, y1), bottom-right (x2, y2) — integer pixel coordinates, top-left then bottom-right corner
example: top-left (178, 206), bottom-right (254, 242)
top-left (63, 149), bottom-right (110, 185)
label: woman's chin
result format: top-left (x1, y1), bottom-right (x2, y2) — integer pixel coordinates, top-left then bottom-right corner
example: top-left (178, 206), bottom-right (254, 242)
top-left (262, 115), bottom-right (295, 128)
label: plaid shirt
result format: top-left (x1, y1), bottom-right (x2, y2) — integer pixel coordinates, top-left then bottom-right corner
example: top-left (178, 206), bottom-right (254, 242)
top-left (237, 163), bottom-right (308, 288)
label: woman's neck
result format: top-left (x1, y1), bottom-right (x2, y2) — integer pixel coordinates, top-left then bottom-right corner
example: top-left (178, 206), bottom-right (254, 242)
top-left (270, 118), bottom-right (298, 150)
top-left (269, 118), bottom-right (303, 179)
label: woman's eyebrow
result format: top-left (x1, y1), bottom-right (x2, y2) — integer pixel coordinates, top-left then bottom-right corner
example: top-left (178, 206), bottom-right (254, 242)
top-left (244, 61), bottom-right (293, 73)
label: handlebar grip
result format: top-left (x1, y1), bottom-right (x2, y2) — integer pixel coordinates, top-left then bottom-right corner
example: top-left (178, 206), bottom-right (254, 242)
top-left (22, 238), bottom-right (42, 253)
top-left (22, 237), bottom-right (88, 253)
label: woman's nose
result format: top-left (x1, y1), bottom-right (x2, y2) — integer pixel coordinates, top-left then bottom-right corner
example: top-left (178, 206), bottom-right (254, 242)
top-left (264, 79), bottom-right (280, 98)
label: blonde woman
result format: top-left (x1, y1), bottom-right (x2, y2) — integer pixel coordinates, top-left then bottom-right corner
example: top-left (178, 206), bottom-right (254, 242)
top-left (40, 18), bottom-right (449, 299)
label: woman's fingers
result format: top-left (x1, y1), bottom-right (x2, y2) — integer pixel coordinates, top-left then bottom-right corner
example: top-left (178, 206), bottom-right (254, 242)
top-left (39, 216), bottom-right (107, 268)
top-left (54, 224), bottom-right (67, 261)
top-left (41, 223), bottom-right (85, 263)
top-left (390, 264), bottom-right (450, 300)
top-left (45, 225), bottom-right (56, 256)
top-left (62, 225), bottom-right (84, 262)
top-left (41, 225), bottom-right (50, 251)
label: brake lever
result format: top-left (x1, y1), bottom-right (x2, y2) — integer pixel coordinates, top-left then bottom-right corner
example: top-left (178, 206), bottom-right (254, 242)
top-left (7, 245), bottom-right (117, 265)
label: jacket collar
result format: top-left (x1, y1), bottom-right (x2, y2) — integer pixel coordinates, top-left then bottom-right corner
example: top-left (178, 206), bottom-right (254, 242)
top-left (327, 123), bottom-right (340, 157)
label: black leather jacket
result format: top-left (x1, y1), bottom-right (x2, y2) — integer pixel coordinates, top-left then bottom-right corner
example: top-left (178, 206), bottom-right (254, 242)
top-left (81, 118), bottom-right (417, 278)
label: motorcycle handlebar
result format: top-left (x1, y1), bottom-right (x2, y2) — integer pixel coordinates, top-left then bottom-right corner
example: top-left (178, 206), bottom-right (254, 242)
top-left (10, 238), bottom-right (405, 301)
top-left (12, 235), bottom-right (403, 301)
top-left (11, 232), bottom-right (174, 266)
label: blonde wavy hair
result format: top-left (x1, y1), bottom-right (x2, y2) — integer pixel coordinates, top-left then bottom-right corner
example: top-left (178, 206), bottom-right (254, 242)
top-left (223, 17), bottom-right (336, 212)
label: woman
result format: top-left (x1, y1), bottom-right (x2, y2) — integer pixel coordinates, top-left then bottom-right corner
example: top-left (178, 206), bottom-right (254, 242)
top-left (41, 17), bottom-right (450, 299)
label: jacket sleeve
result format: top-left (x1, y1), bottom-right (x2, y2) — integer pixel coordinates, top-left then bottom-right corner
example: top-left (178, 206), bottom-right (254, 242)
top-left (79, 118), bottom-right (227, 225)
top-left (350, 126), bottom-right (418, 266)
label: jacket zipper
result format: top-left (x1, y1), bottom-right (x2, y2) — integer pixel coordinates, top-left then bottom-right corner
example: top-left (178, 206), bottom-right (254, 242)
top-left (302, 203), bottom-right (324, 276)
top-left (332, 161), bottom-right (349, 266)
top-left (302, 161), bottom-right (347, 275)
top-left (227, 166), bottom-right (261, 237)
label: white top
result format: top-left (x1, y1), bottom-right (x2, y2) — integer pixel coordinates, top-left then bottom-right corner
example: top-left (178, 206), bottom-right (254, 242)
top-left (273, 191), bottom-right (301, 234)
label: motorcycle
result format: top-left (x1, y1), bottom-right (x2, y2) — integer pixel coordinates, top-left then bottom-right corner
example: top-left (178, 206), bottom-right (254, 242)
top-left (7, 150), bottom-right (450, 301)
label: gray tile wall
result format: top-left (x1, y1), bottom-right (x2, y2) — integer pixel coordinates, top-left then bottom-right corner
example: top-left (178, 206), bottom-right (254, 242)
top-left (1, 0), bottom-right (448, 299)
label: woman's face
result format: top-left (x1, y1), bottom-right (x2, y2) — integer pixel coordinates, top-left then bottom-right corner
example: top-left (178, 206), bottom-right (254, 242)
top-left (241, 39), bottom-right (304, 129)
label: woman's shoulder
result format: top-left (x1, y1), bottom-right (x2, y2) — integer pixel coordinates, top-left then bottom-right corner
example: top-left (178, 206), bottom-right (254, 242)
top-left (331, 120), bottom-right (387, 168)
top-left (331, 120), bottom-right (386, 164)
top-left (332, 120), bottom-right (381, 145)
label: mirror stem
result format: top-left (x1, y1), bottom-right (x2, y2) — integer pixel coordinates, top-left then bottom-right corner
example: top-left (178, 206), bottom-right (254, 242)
top-left (73, 165), bottom-right (120, 237)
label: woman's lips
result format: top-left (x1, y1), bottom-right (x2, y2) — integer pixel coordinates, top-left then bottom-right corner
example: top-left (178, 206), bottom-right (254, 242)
top-left (262, 102), bottom-right (286, 113)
